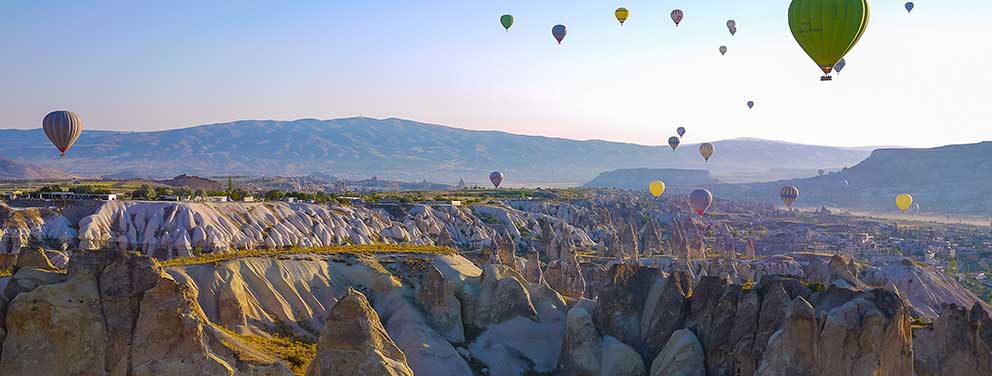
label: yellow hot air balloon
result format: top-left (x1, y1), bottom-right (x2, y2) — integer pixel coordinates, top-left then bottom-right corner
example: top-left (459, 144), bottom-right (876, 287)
top-left (649, 180), bottom-right (666, 197)
top-left (615, 8), bottom-right (630, 25)
top-left (788, 0), bottom-right (870, 81)
top-left (896, 194), bottom-right (913, 213)
top-left (699, 143), bottom-right (715, 162)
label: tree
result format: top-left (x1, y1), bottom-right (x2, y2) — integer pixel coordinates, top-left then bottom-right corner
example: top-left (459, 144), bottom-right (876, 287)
top-left (133, 184), bottom-right (155, 200)
top-left (177, 186), bottom-right (194, 199)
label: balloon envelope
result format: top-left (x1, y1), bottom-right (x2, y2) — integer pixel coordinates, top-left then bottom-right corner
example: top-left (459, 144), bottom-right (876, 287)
top-left (818, 169), bottom-right (825, 176)
top-left (489, 171), bottom-right (504, 188)
top-left (649, 180), bottom-right (666, 197)
top-left (727, 20), bottom-right (736, 30)
top-left (615, 8), bottom-right (629, 25)
top-left (689, 189), bottom-right (713, 215)
top-left (676, 127), bottom-right (686, 138)
top-left (719, 46), bottom-right (728, 55)
top-left (747, 101), bottom-right (754, 109)
top-left (668, 136), bottom-right (681, 151)
top-left (896, 194), bottom-right (913, 212)
top-left (500, 15), bottom-right (514, 31)
top-left (910, 203), bottom-right (920, 214)
top-left (699, 143), bottom-right (715, 162)
top-left (42, 110), bottom-right (83, 157)
top-left (552, 24), bottom-right (567, 44)
top-left (671, 9), bottom-right (683, 26)
top-left (905, 2), bottom-right (914, 13)
top-left (788, 0), bottom-right (869, 80)
top-left (780, 186), bottom-right (800, 208)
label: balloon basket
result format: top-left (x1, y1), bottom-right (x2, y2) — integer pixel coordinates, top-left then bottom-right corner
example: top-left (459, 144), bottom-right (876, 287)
top-left (820, 75), bottom-right (833, 81)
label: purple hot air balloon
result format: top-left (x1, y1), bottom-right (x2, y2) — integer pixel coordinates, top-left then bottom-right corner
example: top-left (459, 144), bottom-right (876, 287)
top-left (671, 9), bottom-right (684, 27)
top-left (668, 136), bottom-right (681, 151)
top-left (834, 58), bottom-right (847, 74)
top-left (552, 24), bottom-right (567, 44)
top-left (677, 127), bottom-right (686, 138)
top-left (747, 101), bottom-right (755, 109)
top-left (689, 189), bottom-right (713, 215)
top-left (489, 171), bottom-right (504, 188)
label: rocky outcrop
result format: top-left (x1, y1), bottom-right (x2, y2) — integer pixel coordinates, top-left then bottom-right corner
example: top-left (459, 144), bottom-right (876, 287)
top-left (473, 264), bottom-right (539, 328)
top-left (600, 335), bottom-right (647, 376)
top-left (544, 237), bottom-right (586, 298)
top-left (306, 289), bottom-right (413, 376)
top-left (523, 247), bottom-right (544, 284)
top-left (595, 264), bottom-right (663, 347)
top-left (639, 219), bottom-right (665, 255)
top-left (649, 329), bottom-right (705, 376)
top-left (641, 271), bottom-right (692, 362)
top-left (415, 266), bottom-right (464, 343)
top-left (914, 302), bottom-right (992, 376)
top-left (557, 307), bottom-right (602, 376)
top-left (803, 254), bottom-right (862, 289)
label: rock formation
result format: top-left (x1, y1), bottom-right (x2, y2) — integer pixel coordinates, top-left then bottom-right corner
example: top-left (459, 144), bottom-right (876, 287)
top-left (914, 302), bottom-right (992, 376)
top-left (306, 288), bottom-right (413, 376)
top-left (650, 329), bottom-right (706, 376)
top-left (415, 266), bottom-right (464, 343)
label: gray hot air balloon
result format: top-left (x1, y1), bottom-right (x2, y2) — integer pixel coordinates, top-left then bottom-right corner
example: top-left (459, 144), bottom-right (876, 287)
top-left (489, 171), bottom-right (504, 188)
top-left (677, 127), bottom-right (686, 138)
top-left (719, 46), bottom-right (728, 55)
top-left (42, 111), bottom-right (83, 157)
top-left (834, 58), bottom-right (847, 74)
top-left (552, 25), bottom-right (567, 44)
top-left (689, 188), bottom-right (713, 215)
top-left (727, 20), bottom-right (737, 35)
top-left (668, 136), bottom-right (681, 151)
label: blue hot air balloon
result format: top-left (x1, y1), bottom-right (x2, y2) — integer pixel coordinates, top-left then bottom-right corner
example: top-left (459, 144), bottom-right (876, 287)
top-left (905, 2), bottom-right (914, 13)
top-left (552, 25), bottom-right (567, 44)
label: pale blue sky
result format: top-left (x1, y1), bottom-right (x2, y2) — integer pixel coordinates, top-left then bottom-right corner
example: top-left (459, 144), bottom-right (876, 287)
top-left (1, 1), bottom-right (989, 147)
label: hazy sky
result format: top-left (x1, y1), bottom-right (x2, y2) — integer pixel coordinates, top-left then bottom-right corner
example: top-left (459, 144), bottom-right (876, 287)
top-left (1, 1), bottom-right (989, 147)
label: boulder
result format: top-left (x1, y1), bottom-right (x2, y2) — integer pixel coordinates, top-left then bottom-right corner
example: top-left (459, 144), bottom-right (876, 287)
top-left (640, 271), bottom-right (691, 362)
top-left (14, 247), bottom-right (56, 271)
top-left (595, 264), bottom-right (662, 347)
top-left (649, 329), bottom-right (705, 376)
top-left (600, 335), bottom-right (647, 376)
top-left (474, 265), bottom-right (538, 328)
top-left (556, 307), bottom-right (601, 376)
top-left (306, 289), bottom-right (413, 376)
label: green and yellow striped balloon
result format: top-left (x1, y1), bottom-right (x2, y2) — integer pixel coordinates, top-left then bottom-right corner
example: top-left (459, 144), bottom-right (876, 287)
top-left (788, 0), bottom-right (869, 80)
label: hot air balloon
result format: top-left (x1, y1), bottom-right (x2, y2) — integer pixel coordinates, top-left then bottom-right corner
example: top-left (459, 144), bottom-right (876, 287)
top-left (780, 186), bottom-right (800, 208)
top-left (615, 8), bottom-right (629, 26)
top-left (747, 101), bottom-right (754, 109)
top-left (500, 15), bottom-right (514, 31)
top-left (788, 0), bottom-right (870, 81)
top-left (552, 24), bottom-right (567, 44)
top-left (669, 136), bottom-right (681, 151)
top-left (834, 58), bottom-right (847, 74)
top-left (689, 189), bottom-right (713, 215)
top-left (719, 46), bottom-right (728, 55)
top-left (818, 169), bottom-right (825, 176)
top-left (896, 194), bottom-right (913, 213)
top-left (677, 127), bottom-right (686, 138)
top-left (905, 2), bottom-right (914, 13)
top-left (490, 171), bottom-right (504, 189)
top-left (727, 20), bottom-right (737, 35)
top-left (910, 203), bottom-right (920, 214)
top-left (649, 180), bottom-right (666, 197)
top-left (42, 111), bottom-right (83, 158)
top-left (671, 9), bottom-right (684, 27)
top-left (699, 143), bottom-right (715, 162)
top-left (842, 179), bottom-right (849, 188)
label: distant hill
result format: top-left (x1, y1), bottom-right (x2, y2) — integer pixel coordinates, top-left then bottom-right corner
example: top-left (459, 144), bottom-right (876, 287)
top-left (0, 117), bottom-right (874, 185)
top-left (712, 142), bottom-right (992, 214)
top-left (0, 159), bottom-right (73, 180)
top-left (159, 174), bottom-right (223, 191)
top-left (583, 168), bottom-right (719, 192)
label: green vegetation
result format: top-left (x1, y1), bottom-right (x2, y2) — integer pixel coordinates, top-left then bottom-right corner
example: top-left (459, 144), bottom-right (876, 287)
top-left (0, 268), bottom-right (12, 278)
top-left (161, 244), bottom-right (456, 267)
top-left (214, 325), bottom-right (316, 375)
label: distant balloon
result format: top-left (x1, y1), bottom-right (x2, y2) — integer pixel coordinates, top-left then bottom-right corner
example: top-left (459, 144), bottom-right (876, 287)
top-left (42, 110), bottom-right (84, 158)
top-left (649, 180), bottom-right (666, 197)
top-left (834, 59), bottom-right (847, 74)
top-left (727, 20), bottom-right (737, 35)
top-left (780, 186), bottom-right (800, 208)
top-left (747, 101), bottom-right (754, 109)
top-left (671, 9), bottom-right (684, 27)
top-left (818, 169), bottom-right (825, 176)
top-left (910, 203), bottom-right (920, 214)
top-left (788, 0), bottom-right (869, 81)
top-left (689, 189), bottom-right (714, 215)
top-left (677, 127), bottom-right (686, 138)
top-left (842, 179), bottom-right (850, 188)
top-left (500, 15), bottom-right (514, 31)
top-left (719, 46), bottom-right (728, 55)
top-left (489, 171), bottom-right (504, 188)
top-left (669, 136), bottom-right (681, 151)
top-left (615, 8), bottom-right (629, 25)
top-left (896, 194), bottom-right (914, 213)
top-left (905, 2), bottom-right (914, 13)
top-left (699, 143), bottom-right (715, 162)
top-left (552, 24), bottom-right (567, 44)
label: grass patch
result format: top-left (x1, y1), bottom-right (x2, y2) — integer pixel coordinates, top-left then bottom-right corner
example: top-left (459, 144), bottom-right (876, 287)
top-left (161, 244), bottom-right (456, 267)
top-left (214, 325), bottom-right (316, 375)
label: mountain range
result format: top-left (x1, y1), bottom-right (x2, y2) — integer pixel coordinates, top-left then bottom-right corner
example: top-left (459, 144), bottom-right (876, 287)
top-left (0, 158), bottom-right (73, 180)
top-left (0, 117), bottom-right (875, 185)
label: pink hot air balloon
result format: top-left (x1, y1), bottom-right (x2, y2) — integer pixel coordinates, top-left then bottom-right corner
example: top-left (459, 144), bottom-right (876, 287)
top-left (489, 171), bottom-right (504, 188)
top-left (671, 9), bottom-right (684, 27)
